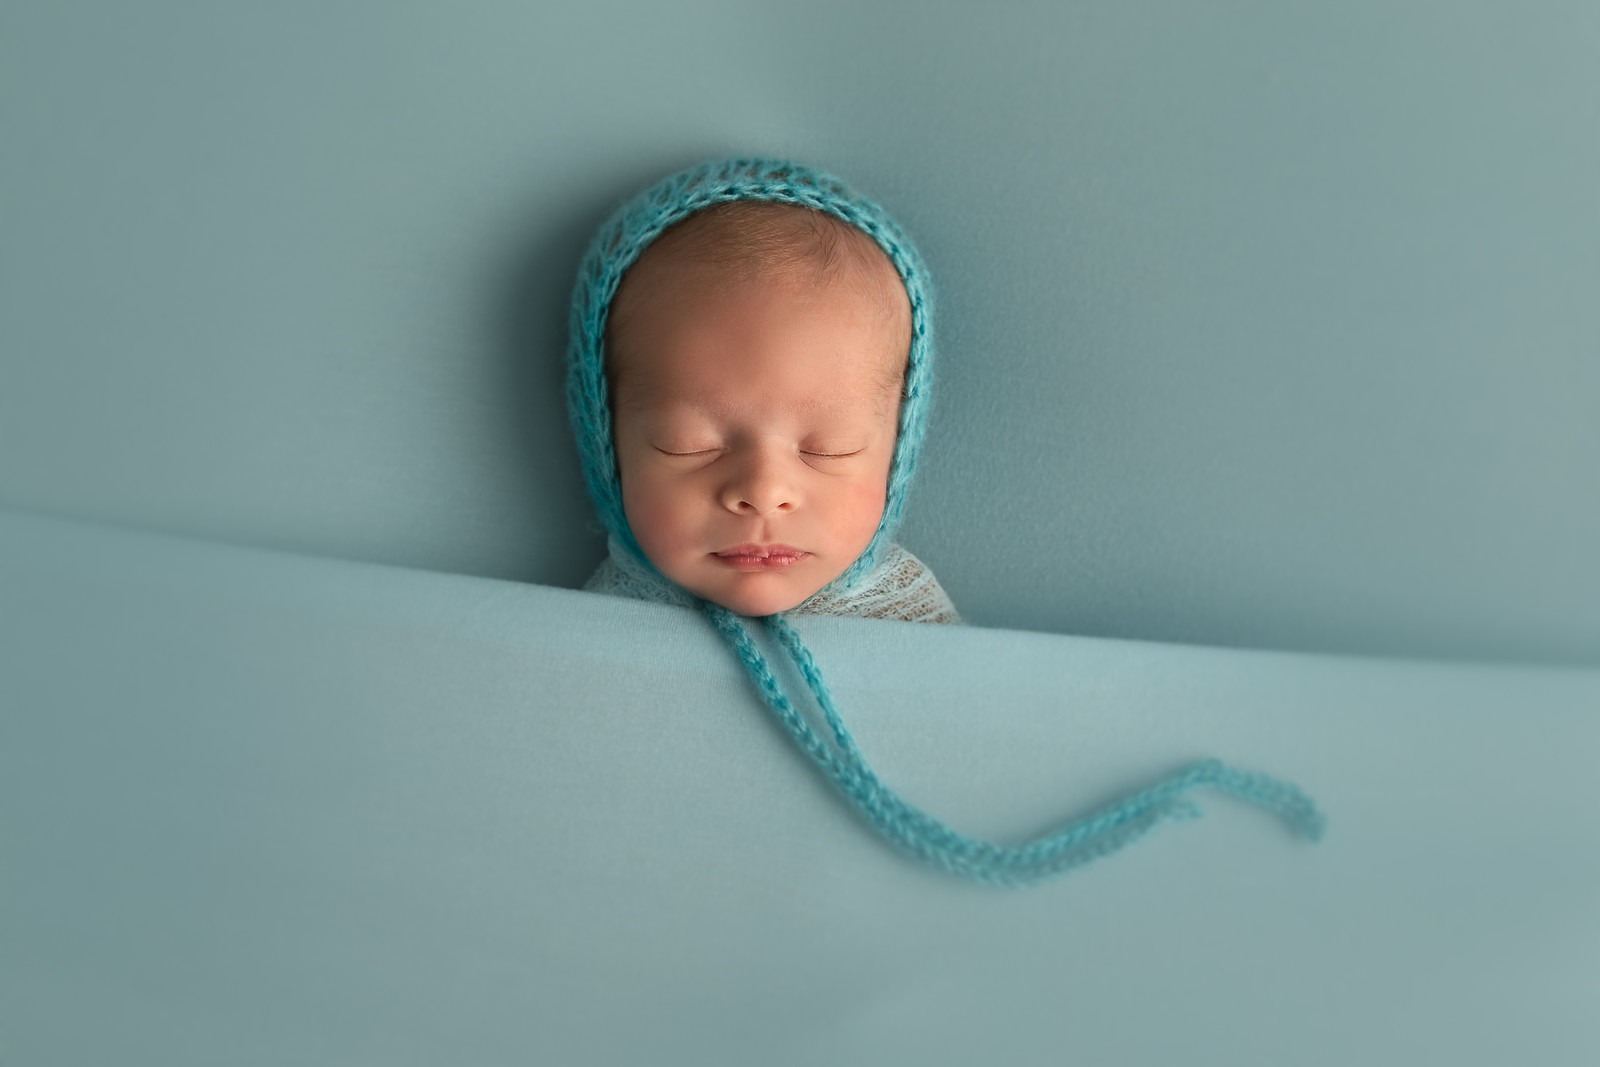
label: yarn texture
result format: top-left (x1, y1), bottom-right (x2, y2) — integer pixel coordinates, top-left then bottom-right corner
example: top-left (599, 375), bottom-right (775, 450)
top-left (566, 157), bottom-right (1324, 886)
top-left (567, 158), bottom-right (933, 589)
top-left (587, 537), bottom-right (962, 624)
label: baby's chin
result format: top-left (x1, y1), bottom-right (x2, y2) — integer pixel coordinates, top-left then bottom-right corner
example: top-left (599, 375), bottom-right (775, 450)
top-left (700, 581), bottom-right (819, 617)
top-left (680, 564), bottom-right (840, 617)
top-left (648, 550), bottom-right (857, 616)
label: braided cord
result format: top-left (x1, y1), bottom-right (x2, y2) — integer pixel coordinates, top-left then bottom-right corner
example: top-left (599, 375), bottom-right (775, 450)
top-left (705, 604), bottom-right (1324, 887)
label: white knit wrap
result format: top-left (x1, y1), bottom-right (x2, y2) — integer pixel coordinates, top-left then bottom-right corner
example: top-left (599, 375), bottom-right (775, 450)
top-left (584, 538), bottom-right (961, 624)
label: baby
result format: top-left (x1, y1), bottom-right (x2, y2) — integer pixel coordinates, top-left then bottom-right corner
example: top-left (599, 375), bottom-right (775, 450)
top-left (573, 161), bottom-right (959, 623)
top-left (565, 159), bottom-right (1321, 885)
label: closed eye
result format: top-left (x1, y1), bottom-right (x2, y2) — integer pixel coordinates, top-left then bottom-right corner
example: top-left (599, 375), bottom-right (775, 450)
top-left (802, 449), bottom-right (864, 459)
top-left (654, 446), bottom-right (721, 457)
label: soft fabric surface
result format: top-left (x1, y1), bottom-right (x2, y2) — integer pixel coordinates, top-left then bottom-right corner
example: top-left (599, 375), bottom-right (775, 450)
top-left (8, 3), bottom-right (1597, 662)
top-left (3, 507), bottom-right (1598, 1065)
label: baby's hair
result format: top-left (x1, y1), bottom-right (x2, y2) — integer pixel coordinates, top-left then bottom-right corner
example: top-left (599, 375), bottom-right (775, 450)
top-left (605, 201), bottom-right (912, 399)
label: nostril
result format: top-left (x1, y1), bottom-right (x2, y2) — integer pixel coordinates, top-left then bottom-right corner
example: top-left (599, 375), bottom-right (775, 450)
top-left (724, 484), bottom-right (795, 514)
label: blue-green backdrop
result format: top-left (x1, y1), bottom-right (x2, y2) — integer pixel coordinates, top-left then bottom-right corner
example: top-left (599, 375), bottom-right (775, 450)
top-left (4, 0), bottom-right (1596, 664)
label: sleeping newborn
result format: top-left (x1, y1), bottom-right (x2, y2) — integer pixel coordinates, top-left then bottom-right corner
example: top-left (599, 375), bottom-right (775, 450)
top-left (569, 159), bottom-right (956, 623)
top-left (565, 159), bottom-right (1322, 885)
top-left (591, 200), bottom-right (959, 623)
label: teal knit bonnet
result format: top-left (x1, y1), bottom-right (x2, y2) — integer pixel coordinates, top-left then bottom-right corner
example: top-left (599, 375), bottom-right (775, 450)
top-left (568, 158), bottom-right (1324, 886)
top-left (567, 157), bottom-right (932, 593)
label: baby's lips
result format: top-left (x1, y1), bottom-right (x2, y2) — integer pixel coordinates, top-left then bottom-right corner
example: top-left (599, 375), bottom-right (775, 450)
top-left (711, 544), bottom-right (811, 570)
top-left (714, 543), bottom-right (805, 559)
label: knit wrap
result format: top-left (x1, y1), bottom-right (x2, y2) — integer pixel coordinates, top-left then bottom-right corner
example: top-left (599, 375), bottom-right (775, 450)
top-left (565, 157), bottom-right (934, 593)
top-left (586, 537), bottom-right (962, 625)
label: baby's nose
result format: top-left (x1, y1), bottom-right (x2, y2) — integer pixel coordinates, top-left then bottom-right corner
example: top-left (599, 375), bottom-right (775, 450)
top-left (720, 452), bottom-right (797, 515)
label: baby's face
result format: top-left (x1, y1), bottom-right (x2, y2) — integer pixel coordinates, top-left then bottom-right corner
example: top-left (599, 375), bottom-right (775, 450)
top-left (610, 262), bottom-right (908, 616)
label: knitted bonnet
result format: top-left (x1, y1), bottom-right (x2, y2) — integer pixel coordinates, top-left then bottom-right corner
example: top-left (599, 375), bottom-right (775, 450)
top-left (567, 158), bottom-right (1324, 886)
top-left (567, 157), bottom-right (932, 594)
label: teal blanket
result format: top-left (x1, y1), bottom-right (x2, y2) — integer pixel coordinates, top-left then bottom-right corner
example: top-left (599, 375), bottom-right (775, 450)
top-left (3, 509), bottom-right (1597, 1065)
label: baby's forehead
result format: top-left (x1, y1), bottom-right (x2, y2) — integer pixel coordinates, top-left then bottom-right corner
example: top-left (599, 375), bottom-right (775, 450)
top-left (621, 201), bottom-right (903, 301)
top-left (604, 202), bottom-right (911, 394)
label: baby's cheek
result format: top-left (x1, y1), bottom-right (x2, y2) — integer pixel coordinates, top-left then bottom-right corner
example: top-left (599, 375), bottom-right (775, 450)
top-left (620, 475), bottom-right (696, 563)
top-left (621, 482), bottom-right (669, 536)
top-left (838, 475), bottom-right (890, 543)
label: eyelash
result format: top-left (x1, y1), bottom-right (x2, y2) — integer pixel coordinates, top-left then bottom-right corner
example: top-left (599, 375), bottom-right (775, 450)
top-left (653, 447), bottom-right (863, 459)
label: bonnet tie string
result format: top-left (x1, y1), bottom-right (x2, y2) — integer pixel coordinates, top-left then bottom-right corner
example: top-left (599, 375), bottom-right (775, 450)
top-left (705, 603), bottom-right (1325, 887)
